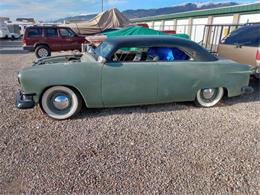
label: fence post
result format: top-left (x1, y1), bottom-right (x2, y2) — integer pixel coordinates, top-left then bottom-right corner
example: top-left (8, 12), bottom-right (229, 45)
top-left (204, 16), bottom-right (213, 48)
top-left (151, 21), bottom-right (155, 29)
top-left (187, 18), bottom-right (193, 37)
top-left (231, 13), bottom-right (240, 31)
top-left (161, 20), bottom-right (165, 30)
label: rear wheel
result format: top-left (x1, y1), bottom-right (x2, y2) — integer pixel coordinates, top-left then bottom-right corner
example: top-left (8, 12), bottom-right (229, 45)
top-left (195, 87), bottom-right (224, 107)
top-left (35, 45), bottom-right (51, 58)
top-left (41, 86), bottom-right (82, 120)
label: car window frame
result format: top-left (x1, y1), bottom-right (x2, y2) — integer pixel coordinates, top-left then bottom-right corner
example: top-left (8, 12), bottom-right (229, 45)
top-left (109, 46), bottom-right (194, 63)
top-left (45, 27), bottom-right (59, 38)
top-left (27, 27), bottom-right (43, 38)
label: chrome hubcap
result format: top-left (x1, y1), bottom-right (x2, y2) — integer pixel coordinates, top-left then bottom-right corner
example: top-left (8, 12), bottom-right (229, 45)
top-left (38, 48), bottom-right (48, 57)
top-left (53, 95), bottom-right (70, 110)
top-left (202, 88), bottom-right (216, 99)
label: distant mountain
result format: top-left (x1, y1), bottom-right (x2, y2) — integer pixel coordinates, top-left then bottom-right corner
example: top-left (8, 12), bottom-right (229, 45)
top-left (123, 2), bottom-right (238, 19)
top-left (54, 2), bottom-right (238, 23)
top-left (54, 14), bottom-right (97, 23)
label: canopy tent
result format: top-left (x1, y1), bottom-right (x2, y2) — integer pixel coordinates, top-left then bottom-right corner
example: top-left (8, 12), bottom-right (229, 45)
top-left (103, 26), bottom-right (190, 39)
top-left (63, 8), bottom-right (130, 35)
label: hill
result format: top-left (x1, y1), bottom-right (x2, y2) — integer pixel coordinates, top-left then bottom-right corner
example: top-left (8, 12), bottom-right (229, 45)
top-left (53, 2), bottom-right (238, 23)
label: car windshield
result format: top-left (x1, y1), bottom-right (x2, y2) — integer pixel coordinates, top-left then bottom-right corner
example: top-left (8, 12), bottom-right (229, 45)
top-left (94, 42), bottom-right (113, 58)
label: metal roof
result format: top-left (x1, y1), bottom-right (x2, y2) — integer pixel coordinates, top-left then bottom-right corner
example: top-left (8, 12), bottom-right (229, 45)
top-left (131, 3), bottom-right (260, 22)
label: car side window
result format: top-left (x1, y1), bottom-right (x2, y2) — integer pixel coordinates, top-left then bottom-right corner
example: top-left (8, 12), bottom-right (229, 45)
top-left (59, 28), bottom-right (74, 37)
top-left (46, 28), bottom-right (58, 37)
top-left (27, 28), bottom-right (42, 38)
top-left (223, 26), bottom-right (260, 47)
top-left (112, 47), bottom-right (145, 62)
top-left (112, 47), bottom-right (191, 62)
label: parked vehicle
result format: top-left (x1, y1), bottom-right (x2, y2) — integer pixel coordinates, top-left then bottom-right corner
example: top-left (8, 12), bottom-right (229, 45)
top-left (218, 24), bottom-right (260, 78)
top-left (0, 21), bottom-right (20, 39)
top-left (16, 36), bottom-right (253, 119)
top-left (22, 25), bottom-right (87, 58)
top-left (0, 21), bottom-right (10, 38)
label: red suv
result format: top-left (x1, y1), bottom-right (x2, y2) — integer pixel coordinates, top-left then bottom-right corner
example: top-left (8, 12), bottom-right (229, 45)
top-left (23, 26), bottom-right (87, 58)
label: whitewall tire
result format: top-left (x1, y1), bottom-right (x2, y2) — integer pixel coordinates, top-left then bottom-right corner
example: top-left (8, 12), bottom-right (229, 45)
top-left (195, 87), bottom-right (224, 107)
top-left (41, 86), bottom-right (82, 120)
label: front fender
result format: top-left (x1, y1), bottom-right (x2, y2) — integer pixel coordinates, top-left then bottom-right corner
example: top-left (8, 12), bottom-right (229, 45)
top-left (19, 62), bottom-right (104, 107)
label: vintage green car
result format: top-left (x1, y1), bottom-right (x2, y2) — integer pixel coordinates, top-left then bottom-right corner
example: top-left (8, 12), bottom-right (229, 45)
top-left (16, 36), bottom-right (253, 119)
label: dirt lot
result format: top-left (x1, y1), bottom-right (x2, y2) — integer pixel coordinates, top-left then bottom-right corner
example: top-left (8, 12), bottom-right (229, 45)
top-left (0, 52), bottom-right (259, 194)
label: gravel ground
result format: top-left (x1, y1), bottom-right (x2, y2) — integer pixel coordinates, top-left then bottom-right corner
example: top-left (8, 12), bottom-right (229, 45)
top-left (0, 52), bottom-right (259, 194)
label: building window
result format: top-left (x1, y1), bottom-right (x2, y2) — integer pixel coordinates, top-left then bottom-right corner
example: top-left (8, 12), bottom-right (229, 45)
top-left (164, 20), bottom-right (175, 30)
top-left (153, 21), bottom-right (163, 30)
top-left (239, 13), bottom-right (260, 24)
top-left (176, 19), bottom-right (189, 34)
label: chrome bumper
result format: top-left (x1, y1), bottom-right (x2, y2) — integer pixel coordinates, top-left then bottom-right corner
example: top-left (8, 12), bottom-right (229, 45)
top-left (16, 91), bottom-right (35, 109)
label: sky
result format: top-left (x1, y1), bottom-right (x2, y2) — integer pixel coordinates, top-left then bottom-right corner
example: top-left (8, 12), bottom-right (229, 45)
top-left (0, 0), bottom-right (258, 21)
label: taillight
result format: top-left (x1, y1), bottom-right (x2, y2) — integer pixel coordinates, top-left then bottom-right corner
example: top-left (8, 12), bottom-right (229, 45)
top-left (22, 33), bottom-right (27, 44)
top-left (256, 49), bottom-right (260, 61)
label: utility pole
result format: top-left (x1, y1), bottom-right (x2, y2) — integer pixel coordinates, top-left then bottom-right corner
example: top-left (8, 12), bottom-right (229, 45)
top-left (101, 0), bottom-right (104, 12)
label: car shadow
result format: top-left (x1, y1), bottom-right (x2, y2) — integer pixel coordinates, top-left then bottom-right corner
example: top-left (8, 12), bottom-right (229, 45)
top-left (74, 78), bottom-right (259, 119)
top-left (0, 50), bottom-right (29, 54)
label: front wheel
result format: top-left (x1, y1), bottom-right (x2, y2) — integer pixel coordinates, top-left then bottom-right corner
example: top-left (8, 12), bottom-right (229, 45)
top-left (195, 87), bottom-right (224, 107)
top-left (41, 86), bottom-right (82, 120)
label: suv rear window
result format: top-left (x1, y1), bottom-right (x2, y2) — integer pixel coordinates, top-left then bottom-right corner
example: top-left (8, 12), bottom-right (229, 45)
top-left (46, 28), bottom-right (58, 37)
top-left (223, 25), bottom-right (260, 47)
top-left (27, 28), bottom-right (42, 38)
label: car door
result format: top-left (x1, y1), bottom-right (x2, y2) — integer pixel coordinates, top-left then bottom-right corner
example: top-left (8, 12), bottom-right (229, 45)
top-left (102, 60), bottom-right (158, 107)
top-left (44, 27), bottom-right (62, 51)
top-left (59, 28), bottom-right (78, 50)
top-left (25, 27), bottom-right (43, 46)
top-left (157, 61), bottom-right (194, 103)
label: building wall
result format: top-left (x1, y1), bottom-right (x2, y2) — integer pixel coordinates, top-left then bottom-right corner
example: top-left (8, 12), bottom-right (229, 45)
top-left (153, 21), bottom-right (163, 30)
top-left (132, 4), bottom-right (260, 42)
top-left (191, 18), bottom-right (208, 42)
top-left (176, 19), bottom-right (189, 34)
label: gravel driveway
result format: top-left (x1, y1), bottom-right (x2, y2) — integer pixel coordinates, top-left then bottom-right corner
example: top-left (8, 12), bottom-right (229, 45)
top-left (0, 52), bottom-right (259, 194)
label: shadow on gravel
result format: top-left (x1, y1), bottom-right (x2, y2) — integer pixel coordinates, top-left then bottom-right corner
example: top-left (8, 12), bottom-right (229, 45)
top-left (75, 78), bottom-right (259, 119)
top-left (0, 50), bottom-right (29, 54)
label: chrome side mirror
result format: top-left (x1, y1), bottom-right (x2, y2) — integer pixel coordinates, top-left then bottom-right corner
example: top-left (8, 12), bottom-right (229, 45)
top-left (98, 56), bottom-right (106, 64)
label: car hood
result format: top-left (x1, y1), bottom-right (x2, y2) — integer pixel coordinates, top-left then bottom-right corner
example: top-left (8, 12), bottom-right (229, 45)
top-left (33, 54), bottom-right (83, 66)
top-left (33, 53), bottom-right (96, 66)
